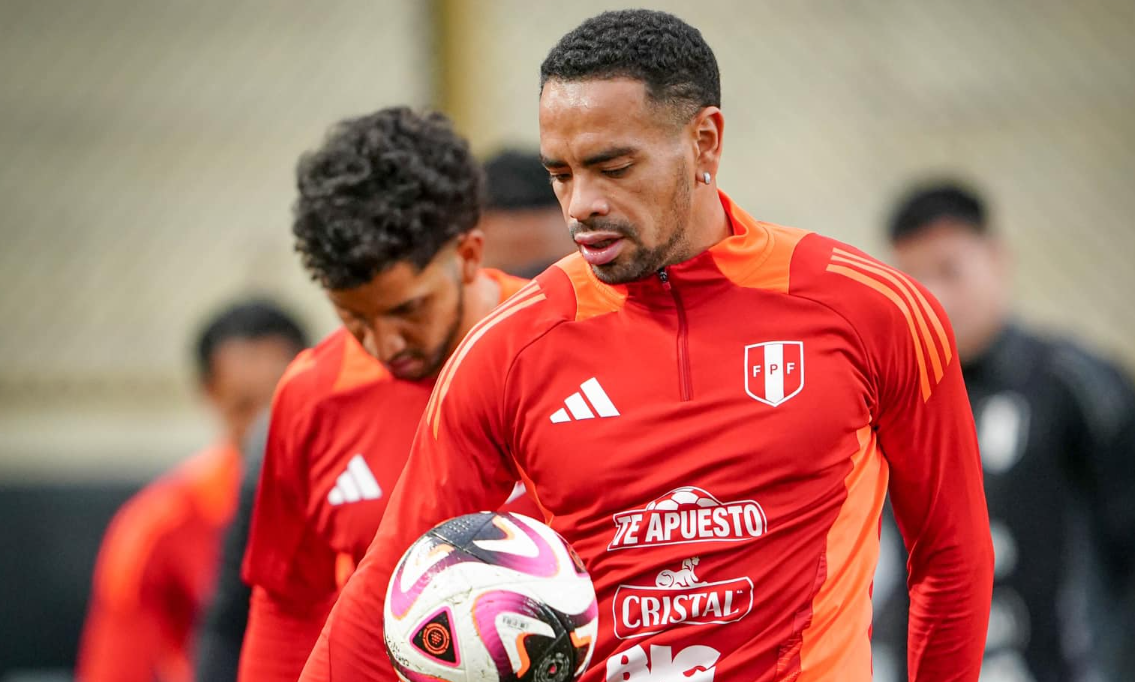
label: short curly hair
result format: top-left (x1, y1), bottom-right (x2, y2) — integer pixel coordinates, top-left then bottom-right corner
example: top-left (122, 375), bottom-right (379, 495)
top-left (292, 107), bottom-right (484, 290)
top-left (540, 10), bottom-right (720, 123)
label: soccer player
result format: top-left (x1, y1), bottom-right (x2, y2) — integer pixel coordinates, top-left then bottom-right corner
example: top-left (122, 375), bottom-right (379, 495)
top-left (237, 107), bottom-right (537, 681)
top-left (301, 10), bottom-right (994, 682)
top-left (871, 183), bottom-right (1135, 681)
top-left (480, 149), bottom-right (573, 278)
top-left (77, 300), bottom-right (307, 682)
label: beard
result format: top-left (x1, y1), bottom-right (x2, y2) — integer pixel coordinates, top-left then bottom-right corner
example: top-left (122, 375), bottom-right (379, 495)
top-left (576, 161), bottom-right (693, 285)
top-left (391, 271), bottom-right (466, 381)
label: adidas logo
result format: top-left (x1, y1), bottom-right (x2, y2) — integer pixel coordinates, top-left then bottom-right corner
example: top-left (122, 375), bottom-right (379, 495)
top-left (550, 377), bottom-right (620, 423)
top-left (327, 454), bottom-right (382, 506)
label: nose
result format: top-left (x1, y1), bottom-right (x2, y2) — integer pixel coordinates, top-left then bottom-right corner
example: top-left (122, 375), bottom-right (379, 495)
top-left (567, 176), bottom-right (610, 224)
top-left (362, 318), bottom-right (408, 362)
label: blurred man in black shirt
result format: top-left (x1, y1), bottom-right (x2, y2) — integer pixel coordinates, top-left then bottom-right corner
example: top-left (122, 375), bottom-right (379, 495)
top-left (871, 182), bottom-right (1135, 682)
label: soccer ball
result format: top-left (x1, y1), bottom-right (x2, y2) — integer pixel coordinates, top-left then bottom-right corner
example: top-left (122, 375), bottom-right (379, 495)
top-left (383, 512), bottom-right (599, 682)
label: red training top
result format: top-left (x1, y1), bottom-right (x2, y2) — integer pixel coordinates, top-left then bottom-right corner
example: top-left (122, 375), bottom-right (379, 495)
top-left (301, 192), bottom-right (994, 682)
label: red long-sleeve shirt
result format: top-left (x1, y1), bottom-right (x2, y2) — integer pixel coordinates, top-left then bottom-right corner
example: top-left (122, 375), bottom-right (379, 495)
top-left (239, 269), bottom-right (536, 681)
top-left (301, 191), bottom-right (994, 682)
top-left (77, 443), bottom-right (241, 682)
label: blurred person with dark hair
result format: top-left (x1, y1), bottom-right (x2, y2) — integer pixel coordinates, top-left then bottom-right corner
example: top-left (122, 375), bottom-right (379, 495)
top-left (77, 300), bottom-right (307, 682)
top-left (236, 107), bottom-right (539, 682)
top-left (872, 182), bottom-right (1135, 681)
top-left (479, 149), bottom-right (572, 278)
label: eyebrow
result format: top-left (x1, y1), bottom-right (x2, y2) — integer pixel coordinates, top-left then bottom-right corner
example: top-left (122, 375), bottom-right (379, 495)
top-left (541, 146), bottom-right (636, 169)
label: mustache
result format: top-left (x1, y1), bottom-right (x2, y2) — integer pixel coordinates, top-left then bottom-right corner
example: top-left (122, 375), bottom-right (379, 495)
top-left (569, 217), bottom-right (636, 239)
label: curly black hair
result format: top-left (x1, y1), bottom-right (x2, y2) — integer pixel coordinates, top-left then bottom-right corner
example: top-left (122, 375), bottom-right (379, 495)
top-left (540, 9), bottom-right (720, 123)
top-left (888, 182), bottom-right (989, 243)
top-left (292, 107), bottom-right (485, 290)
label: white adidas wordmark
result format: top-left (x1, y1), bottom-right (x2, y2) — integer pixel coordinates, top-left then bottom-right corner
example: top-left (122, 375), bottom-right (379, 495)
top-left (550, 377), bottom-right (620, 423)
top-left (328, 454), bottom-right (382, 506)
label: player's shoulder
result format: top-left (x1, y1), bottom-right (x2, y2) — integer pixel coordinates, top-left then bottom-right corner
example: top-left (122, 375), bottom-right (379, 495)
top-left (787, 232), bottom-right (946, 334)
top-left (123, 444), bottom-right (237, 530)
top-left (428, 257), bottom-right (612, 398)
top-left (94, 447), bottom-right (223, 601)
top-left (482, 267), bottom-right (530, 301)
top-left (272, 327), bottom-right (391, 418)
top-left (458, 258), bottom-right (603, 355)
top-left (785, 232), bottom-right (881, 296)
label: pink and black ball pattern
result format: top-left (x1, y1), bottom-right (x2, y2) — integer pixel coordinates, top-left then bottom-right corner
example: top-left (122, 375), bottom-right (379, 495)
top-left (471, 590), bottom-right (595, 682)
top-left (384, 513), bottom-right (598, 682)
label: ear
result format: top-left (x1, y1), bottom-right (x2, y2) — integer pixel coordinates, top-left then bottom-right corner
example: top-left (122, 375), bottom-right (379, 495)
top-left (691, 106), bottom-right (725, 180)
top-left (454, 229), bottom-right (485, 284)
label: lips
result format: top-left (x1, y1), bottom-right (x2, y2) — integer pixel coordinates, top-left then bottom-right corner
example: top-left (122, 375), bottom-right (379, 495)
top-left (574, 231), bottom-right (626, 266)
top-left (386, 355), bottom-right (423, 378)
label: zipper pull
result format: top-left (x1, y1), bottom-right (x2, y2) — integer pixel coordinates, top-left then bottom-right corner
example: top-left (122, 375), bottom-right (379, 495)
top-left (657, 268), bottom-right (671, 290)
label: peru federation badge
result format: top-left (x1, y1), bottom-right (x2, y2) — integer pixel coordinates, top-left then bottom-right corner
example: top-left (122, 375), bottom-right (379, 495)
top-left (744, 341), bottom-right (803, 407)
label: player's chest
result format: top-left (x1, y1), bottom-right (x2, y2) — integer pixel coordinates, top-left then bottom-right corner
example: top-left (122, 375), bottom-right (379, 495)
top-left (307, 388), bottom-right (432, 555)
top-left (509, 295), bottom-right (871, 515)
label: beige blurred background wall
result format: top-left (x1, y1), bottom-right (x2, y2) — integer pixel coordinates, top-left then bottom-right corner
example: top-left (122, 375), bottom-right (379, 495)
top-left (2, 0), bottom-right (1132, 478)
top-left (0, 0), bottom-right (435, 477)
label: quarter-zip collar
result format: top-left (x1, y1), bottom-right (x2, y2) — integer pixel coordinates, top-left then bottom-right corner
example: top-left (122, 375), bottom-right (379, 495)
top-left (620, 190), bottom-right (775, 310)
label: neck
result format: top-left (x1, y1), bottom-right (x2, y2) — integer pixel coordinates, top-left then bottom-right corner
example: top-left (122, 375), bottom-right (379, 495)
top-left (458, 270), bottom-right (500, 342)
top-left (677, 187), bottom-right (731, 265)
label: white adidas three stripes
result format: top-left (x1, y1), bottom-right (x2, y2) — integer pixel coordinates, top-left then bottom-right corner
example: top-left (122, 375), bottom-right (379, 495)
top-left (327, 454), bottom-right (383, 506)
top-left (550, 377), bottom-right (620, 423)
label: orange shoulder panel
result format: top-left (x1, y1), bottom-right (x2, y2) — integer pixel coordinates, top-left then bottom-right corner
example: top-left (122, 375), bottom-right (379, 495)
top-left (332, 331), bottom-right (389, 394)
top-left (551, 253), bottom-right (627, 322)
top-left (712, 192), bottom-right (810, 293)
top-left (483, 267), bottom-right (530, 302)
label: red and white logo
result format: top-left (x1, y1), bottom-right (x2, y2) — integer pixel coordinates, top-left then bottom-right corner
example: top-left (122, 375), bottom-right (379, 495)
top-left (609, 487), bottom-right (767, 551)
top-left (606, 644), bottom-right (720, 681)
top-left (745, 341), bottom-right (804, 407)
top-left (613, 557), bottom-right (754, 639)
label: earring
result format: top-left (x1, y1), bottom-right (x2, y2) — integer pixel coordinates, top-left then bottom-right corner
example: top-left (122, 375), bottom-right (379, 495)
top-left (701, 171), bottom-right (711, 184)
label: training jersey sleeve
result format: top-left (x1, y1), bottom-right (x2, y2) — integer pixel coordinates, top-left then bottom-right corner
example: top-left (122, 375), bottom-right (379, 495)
top-left (299, 306), bottom-right (533, 682)
top-left (841, 262), bottom-right (994, 680)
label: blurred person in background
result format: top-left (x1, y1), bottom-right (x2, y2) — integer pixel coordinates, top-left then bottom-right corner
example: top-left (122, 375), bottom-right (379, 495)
top-left (478, 149), bottom-right (572, 278)
top-left (872, 182), bottom-right (1135, 682)
top-left (76, 300), bottom-right (308, 682)
top-left (236, 107), bottom-right (539, 682)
